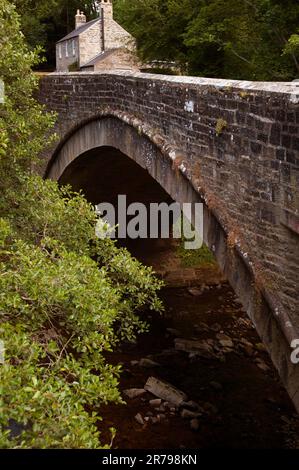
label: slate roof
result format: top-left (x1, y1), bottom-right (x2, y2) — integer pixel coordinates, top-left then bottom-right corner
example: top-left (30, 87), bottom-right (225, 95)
top-left (57, 18), bottom-right (100, 43)
top-left (80, 49), bottom-right (117, 68)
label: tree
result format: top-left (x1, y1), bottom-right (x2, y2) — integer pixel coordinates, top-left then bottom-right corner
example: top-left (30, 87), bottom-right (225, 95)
top-left (0, 1), bottom-right (163, 448)
top-left (113, 0), bottom-right (299, 80)
top-left (12, 0), bottom-right (99, 68)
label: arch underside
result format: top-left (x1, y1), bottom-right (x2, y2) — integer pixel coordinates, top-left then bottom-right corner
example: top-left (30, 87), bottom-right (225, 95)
top-left (47, 115), bottom-right (299, 412)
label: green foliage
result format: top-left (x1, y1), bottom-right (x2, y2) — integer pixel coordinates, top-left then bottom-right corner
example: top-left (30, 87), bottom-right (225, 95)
top-left (11, 0), bottom-right (99, 67)
top-left (0, 1), bottom-right (163, 448)
top-left (0, 177), bottom-right (163, 448)
top-left (283, 33), bottom-right (299, 58)
top-left (177, 241), bottom-right (216, 268)
top-left (0, 1), bottom-right (56, 195)
top-left (113, 0), bottom-right (299, 80)
top-left (11, 0), bottom-right (299, 79)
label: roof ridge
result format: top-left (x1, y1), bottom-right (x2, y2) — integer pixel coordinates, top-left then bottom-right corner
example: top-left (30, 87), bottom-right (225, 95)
top-left (57, 17), bottom-right (100, 43)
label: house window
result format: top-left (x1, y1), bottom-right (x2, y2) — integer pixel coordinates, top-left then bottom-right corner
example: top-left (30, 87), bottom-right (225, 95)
top-left (65, 42), bottom-right (69, 58)
top-left (58, 44), bottom-right (62, 59)
top-left (72, 40), bottom-right (76, 57)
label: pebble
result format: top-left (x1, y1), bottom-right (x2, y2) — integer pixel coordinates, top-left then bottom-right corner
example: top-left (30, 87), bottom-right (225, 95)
top-left (151, 417), bottom-right (159, 424)
top-left (149, 398), bottom-right (162, 407)
top-left (256, 342), bottom-right (267, 352)
top-left (139, 358), bottom-right (161, 368)
top-left (202, 402), bottom-right (218, 415)
top-left (256, 360), bottom-right (270, 372)
top-left (188, 287), bottom-right (204, 296)
top-left (135, 413), bottom-right (144, 425)
top-left (181, 409), bottom-right (201, 419)
top-left (210, 323), bottom-right (221, 332)
top-left (130, 360), bottom-right (139, 367)
top-left (240, 338), bottom-right (253, 347)
top-left (123, 388), bottom-right (146, 399)
top-left (181, 400), bottom-right (201, 411)
top-left (217, 333), bottom-right (234, 348)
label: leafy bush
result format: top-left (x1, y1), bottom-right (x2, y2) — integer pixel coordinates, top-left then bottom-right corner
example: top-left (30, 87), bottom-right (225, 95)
top-left (0, 1), bottom-right (163, 448)
top-left (0, 199), bottom-right (163, 448)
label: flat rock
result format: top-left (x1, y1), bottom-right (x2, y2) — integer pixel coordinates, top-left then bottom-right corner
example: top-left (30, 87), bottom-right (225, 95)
top-left (188, 287), bottom-right (204, 296)
top-left (240, 338), bottom-right (254, 347)
top-left (144, 377), bottom-right (187, 407)
top-left (218, 335), bottom-right (234, 348)
top-left (256, 360), bottom-right (270, 371)
top-left (139, 358), bottom-right (161, 368)
top-left (181, 408), bottom-right (201, 419)
top-left (123, 388), bottom-right (146, 399)
top-left (175, 338), bottom-right (214, 358)
top-left (181, 400), bottom-right (201, 411)
top-left (149, 398), bottom-right (162, 407)
top-left (256, 342), bottom-right (267, 352)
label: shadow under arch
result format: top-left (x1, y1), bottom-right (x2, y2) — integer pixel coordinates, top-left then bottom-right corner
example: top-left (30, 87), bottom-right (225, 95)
top-left (46, 113), bottom-right (299, 412)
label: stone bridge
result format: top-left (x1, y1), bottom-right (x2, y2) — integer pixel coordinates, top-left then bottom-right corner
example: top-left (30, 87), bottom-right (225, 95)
top-left (38, 71), bottom-right (299, 410)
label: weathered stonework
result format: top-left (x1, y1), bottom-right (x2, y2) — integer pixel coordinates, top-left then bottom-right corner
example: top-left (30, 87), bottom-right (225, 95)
top-left (103, 15), bottom-right (135, 51)
top-left (56, 37), bottom-right (79, 72)
top-left (38, 71), bottom-right (299, 411)
top-left (79, 20), bottom-right (102, 67)
top-left (81, 48), bottom-right (139, 72)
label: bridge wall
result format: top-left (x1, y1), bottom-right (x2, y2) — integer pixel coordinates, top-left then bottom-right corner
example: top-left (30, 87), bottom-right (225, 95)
top-left (38, 72), bottom-right (299, 408)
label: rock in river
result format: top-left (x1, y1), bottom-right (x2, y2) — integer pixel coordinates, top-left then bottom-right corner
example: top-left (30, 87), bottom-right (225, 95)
top-left (144, 377), bottom-right (187, 407)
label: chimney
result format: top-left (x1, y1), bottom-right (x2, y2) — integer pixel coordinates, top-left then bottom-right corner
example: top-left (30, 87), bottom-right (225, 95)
top-left (99, 0), bottom-right (113, 20)
top-left (75, 10), bottom-right (86, 29)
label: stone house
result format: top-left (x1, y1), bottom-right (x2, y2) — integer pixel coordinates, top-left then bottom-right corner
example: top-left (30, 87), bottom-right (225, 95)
top-left (56, 0), bottom-right (138, 72)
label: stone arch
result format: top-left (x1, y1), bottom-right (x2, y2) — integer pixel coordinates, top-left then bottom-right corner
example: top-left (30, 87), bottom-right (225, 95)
top-left (46, 112), bottom-right (299, 412)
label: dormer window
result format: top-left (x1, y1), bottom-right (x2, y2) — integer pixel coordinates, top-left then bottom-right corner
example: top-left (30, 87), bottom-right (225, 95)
top-left (72, 40), bottom-right (76, 57)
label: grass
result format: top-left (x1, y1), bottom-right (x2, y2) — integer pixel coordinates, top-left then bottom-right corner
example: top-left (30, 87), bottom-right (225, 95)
top-left (177, 239), bottom-right (217, 268)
